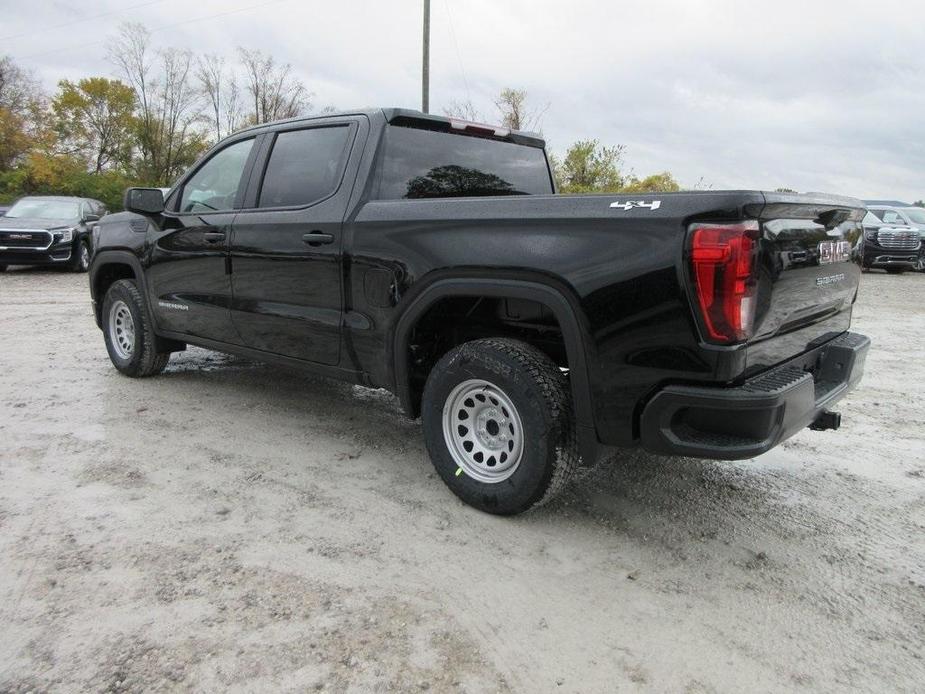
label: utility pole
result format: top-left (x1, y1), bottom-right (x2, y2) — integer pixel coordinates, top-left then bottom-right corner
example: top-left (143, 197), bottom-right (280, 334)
top-left (422, 0), bottom-right (430, 113)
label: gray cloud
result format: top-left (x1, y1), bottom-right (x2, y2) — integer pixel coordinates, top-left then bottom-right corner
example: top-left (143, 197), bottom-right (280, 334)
top-left (5, 0), bottom-right (924, 200)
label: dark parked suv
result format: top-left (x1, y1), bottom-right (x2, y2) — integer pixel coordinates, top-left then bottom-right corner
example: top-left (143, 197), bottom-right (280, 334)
top-left (866, 205), bottom-right (925, 271)
top-left (0, 196), bottom-right (106, 272)
top-left (860, 211), bottom-right (921, 273)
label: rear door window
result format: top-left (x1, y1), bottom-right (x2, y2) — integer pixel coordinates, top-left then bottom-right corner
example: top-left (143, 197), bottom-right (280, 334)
top-left (375, 125), bottom-right (553, 199)
top-left (257, 126), bottom-right (352, 208)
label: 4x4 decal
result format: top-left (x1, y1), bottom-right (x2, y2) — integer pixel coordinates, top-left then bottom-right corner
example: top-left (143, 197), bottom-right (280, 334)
top-left (609, 200), bottom-right (661, 211)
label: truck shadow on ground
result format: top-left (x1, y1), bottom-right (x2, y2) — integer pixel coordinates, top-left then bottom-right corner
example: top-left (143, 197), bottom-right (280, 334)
top-left (151, 347), bottom-right (804, 548)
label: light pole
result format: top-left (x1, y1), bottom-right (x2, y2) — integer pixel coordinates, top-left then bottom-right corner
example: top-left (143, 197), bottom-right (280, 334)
top-left (422, 0), bottom-right (430, 113)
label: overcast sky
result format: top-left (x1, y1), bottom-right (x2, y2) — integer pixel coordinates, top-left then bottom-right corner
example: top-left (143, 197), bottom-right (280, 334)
top-left (4, 0), bottom-right (924, 200)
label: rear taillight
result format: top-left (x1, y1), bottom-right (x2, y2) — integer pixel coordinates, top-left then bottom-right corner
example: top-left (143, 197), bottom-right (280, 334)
top-left (689, 221), bottom-right (760, 344)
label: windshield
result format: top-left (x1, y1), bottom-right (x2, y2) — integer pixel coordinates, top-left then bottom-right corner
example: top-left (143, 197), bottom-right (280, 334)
top-left (902, 207), bottom-right (925, 225)
top-left (5, 199), bottom-right (80, 220)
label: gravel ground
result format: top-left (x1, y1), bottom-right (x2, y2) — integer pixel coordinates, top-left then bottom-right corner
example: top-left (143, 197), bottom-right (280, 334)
top-left (0, 267), bottom-right (923, 693)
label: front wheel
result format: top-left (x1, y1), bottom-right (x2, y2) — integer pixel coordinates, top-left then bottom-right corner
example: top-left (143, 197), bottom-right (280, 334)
top-left (102, 279), bottom-right (170, 377)
top-left (71, 239), bottom-right (91, 272)
top-left (421, 338), bottom-right (578, 515)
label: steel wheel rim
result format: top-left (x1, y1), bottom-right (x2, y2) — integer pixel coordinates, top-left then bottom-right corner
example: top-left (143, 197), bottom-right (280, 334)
top-left (442, 379), bottom-right (524, 483)
top-left (108, 300), bottom-right (135, 360)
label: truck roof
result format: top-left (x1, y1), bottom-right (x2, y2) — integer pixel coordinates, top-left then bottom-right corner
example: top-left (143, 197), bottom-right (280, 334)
top-left (235, 107), bottom-right (546, 148)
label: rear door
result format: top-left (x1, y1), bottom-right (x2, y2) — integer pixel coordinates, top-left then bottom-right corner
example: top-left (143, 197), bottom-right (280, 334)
top-left (746, 194), bottom-right (865, 372)
top-left (229, 119), bottom-right (360, 364)
top-left (147, 136), bottom-right (259, 344)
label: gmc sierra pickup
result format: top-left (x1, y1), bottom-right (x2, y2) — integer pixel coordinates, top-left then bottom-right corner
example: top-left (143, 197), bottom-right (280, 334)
top-left (89, 108), bottom-right (870, 515)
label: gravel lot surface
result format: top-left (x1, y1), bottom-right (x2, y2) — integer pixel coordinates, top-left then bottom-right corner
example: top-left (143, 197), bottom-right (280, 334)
top-left (0, 267), bottom-right (923, 693)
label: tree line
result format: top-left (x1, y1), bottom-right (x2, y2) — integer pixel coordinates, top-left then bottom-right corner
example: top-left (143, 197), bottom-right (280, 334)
top-left (2, 27), bottom-right (700, 211)
top-left (0, 23), bottom-right (316, 210)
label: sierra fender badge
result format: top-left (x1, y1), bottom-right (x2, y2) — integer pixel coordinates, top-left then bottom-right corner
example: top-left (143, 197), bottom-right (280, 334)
top-left (158, 301), bottom-right (189, 311)
top-left (610, 200), bottom-right (661, 211)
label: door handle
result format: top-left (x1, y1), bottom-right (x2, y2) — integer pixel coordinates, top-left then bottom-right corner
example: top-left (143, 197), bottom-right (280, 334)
top-left (302, 231), bottom-right (335, 246)
top-left (203, 231), bottom-right (226, 243)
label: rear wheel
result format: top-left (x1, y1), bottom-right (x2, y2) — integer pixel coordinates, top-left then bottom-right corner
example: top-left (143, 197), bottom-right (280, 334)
top-left (102, 279), bottom-right (170, 377)
top-left (422, 338), bottom-right (578, 515)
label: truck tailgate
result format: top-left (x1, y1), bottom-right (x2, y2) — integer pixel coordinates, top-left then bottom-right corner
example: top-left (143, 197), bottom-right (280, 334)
top-left (746, 193), bottom-right (865, 375)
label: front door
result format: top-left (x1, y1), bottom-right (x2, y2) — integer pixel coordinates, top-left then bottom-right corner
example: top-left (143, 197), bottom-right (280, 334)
top-left (229, 123), bottom-right (357, 365)
top-left (147, 136), bottom-right (257, 344)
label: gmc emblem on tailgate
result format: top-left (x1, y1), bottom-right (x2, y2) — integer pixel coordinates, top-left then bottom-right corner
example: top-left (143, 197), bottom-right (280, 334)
top-left (818, 240), bottom-right (851, 264)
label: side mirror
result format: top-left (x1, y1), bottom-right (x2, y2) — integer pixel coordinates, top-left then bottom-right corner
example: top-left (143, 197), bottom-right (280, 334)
top-left (124, 187), bottom-right (165, 215)
top-left (83, 214), bottom-right (101, 223)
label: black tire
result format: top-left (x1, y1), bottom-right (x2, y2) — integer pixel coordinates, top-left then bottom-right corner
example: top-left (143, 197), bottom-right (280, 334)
top-left (0, 264), bottom-right (7, 272)
top-left (71, 239), bottom-right (91, 272)
top-left (101, 279), bottom-right (170, 377)
top-left (422, 338), bottom-right (578, 515)
top-left (886, 267), bottom-right (906, 275)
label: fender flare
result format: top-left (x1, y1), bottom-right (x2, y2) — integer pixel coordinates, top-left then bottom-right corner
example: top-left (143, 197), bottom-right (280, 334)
top-left (89, 250), bottom-right (148, 325)
top-left (391, 275), bottom-right (599, 463)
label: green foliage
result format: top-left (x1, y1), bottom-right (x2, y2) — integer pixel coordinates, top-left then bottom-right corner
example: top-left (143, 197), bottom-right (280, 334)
top-left (52, 77), bottom-right (136, 172)
top-left (553, 140), bottom-right (680, 193)
top-left (0, 152), bottom-right (137, 210)
top-left (914, 200), bottom-right (924, 208)
top-left (622, 172), bottom-right (680, 193)
top-left (0, 106), bottom-right (31, 169)
top-left (555, 139), bottom-right (625, 193)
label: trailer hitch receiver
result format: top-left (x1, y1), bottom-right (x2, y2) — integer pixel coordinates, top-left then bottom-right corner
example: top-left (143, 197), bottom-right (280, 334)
top-left (810, 410), bottom-right (841, 431)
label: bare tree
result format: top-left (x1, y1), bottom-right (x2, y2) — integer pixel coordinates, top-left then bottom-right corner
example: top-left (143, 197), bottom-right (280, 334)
top-left (158, 46), bottom-right (201, 182)
top-left (443, 99), bottom-right (483, 122)
top-left (106, 23), bottom-right (153, 148)
top-left (442, 89), bottom-right (548, 131)
top-left (107, 23), bottom-right (205, 184)
top-left (494, 87), bottom-right (547, 132)
top-left (238, 47), bottom-right (310, 125)
top-left (0, 55), bottom-right (42, 113)
top-left (196, 54), bottom-right (242, 142)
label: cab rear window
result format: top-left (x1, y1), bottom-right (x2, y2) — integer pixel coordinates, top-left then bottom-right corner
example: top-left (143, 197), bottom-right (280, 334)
top-left (374, 125), bottom-right (553, 200)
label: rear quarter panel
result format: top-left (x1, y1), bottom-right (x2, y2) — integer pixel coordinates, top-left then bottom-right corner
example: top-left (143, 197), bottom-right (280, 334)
top-left (346, 191), bottom-right (766, 445)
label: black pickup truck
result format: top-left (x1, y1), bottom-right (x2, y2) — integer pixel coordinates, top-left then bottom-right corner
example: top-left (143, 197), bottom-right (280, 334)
top-left (88, 108), bottom-right (870, 515)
